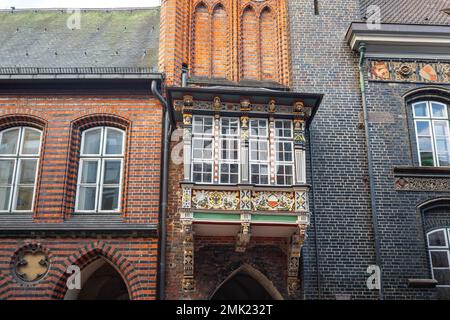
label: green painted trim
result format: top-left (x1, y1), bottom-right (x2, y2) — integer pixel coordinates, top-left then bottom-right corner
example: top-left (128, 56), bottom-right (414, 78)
top-left (193, 212), bottom-right (241, 221)
top-left (252, 215), bottom-right (297, 223)
top-left (193, 212), bottom-right (297, 224)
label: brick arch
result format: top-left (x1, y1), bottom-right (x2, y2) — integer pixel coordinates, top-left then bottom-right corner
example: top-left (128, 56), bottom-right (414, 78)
top-left (50, 241), bottom-right (143, 300)
top-left (209, 263), bottom-right (283, 300)
top-left (403, 86), bottom-right (450, 104)
top-left (0, 113), bottom-right (47, 132)
top-left (62, 113), bottom-right (131, 217)
top-left (0, 270), bottom-right (12, 299)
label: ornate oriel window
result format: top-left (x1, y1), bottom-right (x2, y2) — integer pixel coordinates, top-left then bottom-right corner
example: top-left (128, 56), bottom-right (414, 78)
top-left (413, 101), bottom-right (450, 167)
top-left (0, 127), bottom-right (42, 212)
top-left (189, 115), bottom-right (297, 186)
top-left (75, 127), bottom-right (125, 213)
top-left (427, 228), bottom-right (450, 286)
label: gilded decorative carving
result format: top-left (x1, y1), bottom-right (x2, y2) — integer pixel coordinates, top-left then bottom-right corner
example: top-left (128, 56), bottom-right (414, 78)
top-left (240, 116), bottom-right (249, 142)
top-left (182, 186), bottom-right (192, 209)
top-left (240, 99), bottom-right (251, 112)
top-left (183, 95), bottom-right (194, 108)
top-left (183, 113), bottom-right (192, 126)
top-left (395, 177), bottom-right (450, 192)
top-left (370, 61), bottom-right (390, 80)
top-left (295, 190), bottom-right (308, 212)
top-left (252, 191), bottom-right (295, 211)
top-left (268, 100), bottom-right (276, 113)
top-left (240, 190), bottom-right (252, 211)
top-left (419, 64), bottom-right (438, 82)
top-left (182, 219), bottom-right (195, 292)
top-left (287, 232), bottom-right (305, 296)
top-left (293, 120), bottom-right (306, 148)
top-left (192, 190), bottom-right (240, 210)
top-left (13, 244), bottom-right (49, 283)
top-left (213, 97), bottom-right (222, 113)
top-left (394, 62), bottom-right (417, 81)
top-left (183, 186), bottom-right (309, 213)
top-left (369, 60), bottom-right (450, 84)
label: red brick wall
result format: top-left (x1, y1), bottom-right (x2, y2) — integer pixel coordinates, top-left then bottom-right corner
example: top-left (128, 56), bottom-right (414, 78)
top-left (0, 95), bottom-right (162, 223)
top-left (192, 3), bottom-right (211, 77)
top-left (211, 4), bottom-right (229, 79)
top-left (241, 6), bottom-right (259, 80)
top-left (0, 238), bottom-right (158, 300)
top-left (159, 0), bottom-right (292, 87)
top-left (0, 94), bottom-right (162, 299)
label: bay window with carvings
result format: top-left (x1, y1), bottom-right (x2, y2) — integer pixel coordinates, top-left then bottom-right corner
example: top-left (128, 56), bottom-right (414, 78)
top-left (187, 115), bottom-right (301, 186)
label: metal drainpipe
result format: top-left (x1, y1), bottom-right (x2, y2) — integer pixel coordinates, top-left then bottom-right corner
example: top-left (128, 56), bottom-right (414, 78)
top-left (358, 43), bottom-right (384, 300)
top-left (151, 79), bottom-right (173, 300)
top-left (307, 127), bottom-right (321, 299)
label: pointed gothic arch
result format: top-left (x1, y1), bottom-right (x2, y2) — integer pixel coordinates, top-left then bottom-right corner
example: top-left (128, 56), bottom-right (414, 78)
top-left (259, 6), bottom-right (277, 81)
top-left (241, 5), bottom-right (259, 80)
top-left (51, 242), bottom-right (143, 300)
top-left (210, 264), bottom-right (283, 300)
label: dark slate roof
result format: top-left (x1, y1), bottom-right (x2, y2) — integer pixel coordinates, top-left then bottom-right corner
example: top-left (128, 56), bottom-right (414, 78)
top-left (0, 8), bottom-right (160, 71)
top-left (360, 0), bottom-right (450, 25)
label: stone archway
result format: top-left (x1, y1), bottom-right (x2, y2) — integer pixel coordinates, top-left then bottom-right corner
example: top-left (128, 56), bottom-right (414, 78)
top-left (64, 257), bottom-right (130, 300)
top-left (210, 264), bottom-right (283, 300)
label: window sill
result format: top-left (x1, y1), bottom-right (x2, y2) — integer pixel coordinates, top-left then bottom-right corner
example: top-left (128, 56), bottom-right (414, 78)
top-left (394, 166), bottom-right (450, 178)
top-left (408, 278), bottom-right (438, 288)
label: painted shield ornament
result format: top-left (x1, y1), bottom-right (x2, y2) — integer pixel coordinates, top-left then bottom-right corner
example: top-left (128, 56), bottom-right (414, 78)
top-left (419, 64), bottom-right (438, 82)
top-left (371, 62), bottom-right (390, 80)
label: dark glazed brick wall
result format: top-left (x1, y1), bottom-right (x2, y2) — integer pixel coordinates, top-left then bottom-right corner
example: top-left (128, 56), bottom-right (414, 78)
top-left (288, 0), bottom-right (378, 299)
top-left (365, 80), bottom-right (450, 299)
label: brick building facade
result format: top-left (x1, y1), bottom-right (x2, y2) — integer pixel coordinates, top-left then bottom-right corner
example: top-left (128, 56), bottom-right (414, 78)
top-left (1, 1), bottom-right (450, 300)
top-left (0, 9), bottom-right (164, 300)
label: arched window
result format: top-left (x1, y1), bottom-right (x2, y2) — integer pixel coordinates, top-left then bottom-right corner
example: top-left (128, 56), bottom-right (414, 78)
top-left (75, 127), bottom-right (125, 213)
top-left (0, 127), bottom-right (42, 212)
top-left (427, 228), bottom-right (450, 286)
top-left (412, 101), bottom-right (450, 167)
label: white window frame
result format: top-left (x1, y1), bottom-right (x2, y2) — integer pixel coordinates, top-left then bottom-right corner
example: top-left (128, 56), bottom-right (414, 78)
top-left (191, 115), bottom-right (215, 184)
top-left (274, 119), bottom-right (295, 186)
top-left (75, 127), bottom-right (125, 213)
top-left (0, 127), bottom-right (42, 213)
top-left (249, 119), bottom-right (270, 185)
top-left (219, 117), bottom-right (240, 185)
top-left (413, 101), bottom-right (450, 167)
top-left (427, 228), bottom-right (450, 287)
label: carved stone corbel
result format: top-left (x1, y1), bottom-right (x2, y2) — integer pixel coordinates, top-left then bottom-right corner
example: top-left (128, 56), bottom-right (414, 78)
top-left (236, 213), bottom-right (251, 253)
top-left (287, 226), bottom-right (307, 296)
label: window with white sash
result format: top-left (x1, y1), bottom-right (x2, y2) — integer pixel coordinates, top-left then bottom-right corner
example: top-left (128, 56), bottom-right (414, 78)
top-left (427, 228), bottom-right (450, 286)
top-left (413, 101), bottom-right (450, 167)
top-left (75, 127), bottom-right (125, 213)
top-left (189, 115), bottom-right (298, 186)
top-left (192, 116), bottom-right (214, 183)
top-left (250, 119), bottom-right (269, 185)
top-left (219, 117), bottom-right (240, 184)
top-left (0, 127), bottom-right (42, 212)
top-left (275, 120), bottom-right (294, 185)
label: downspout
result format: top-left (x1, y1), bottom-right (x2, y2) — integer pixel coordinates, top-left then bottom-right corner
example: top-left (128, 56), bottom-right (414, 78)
top-left (151, 79), bottom-right (174, 300)
top-left (307, 127), bottom-right (321, 299)
top-left (358, 43), bottom-right (384, 300)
